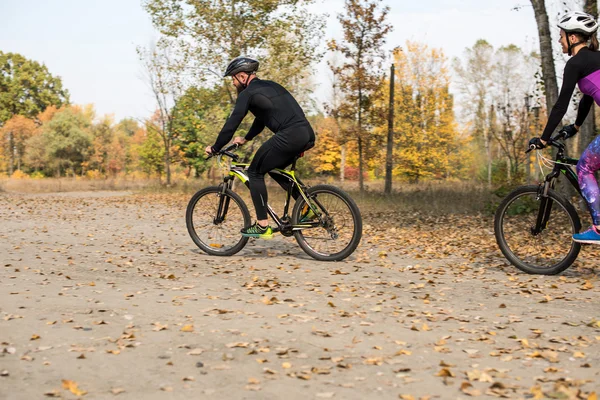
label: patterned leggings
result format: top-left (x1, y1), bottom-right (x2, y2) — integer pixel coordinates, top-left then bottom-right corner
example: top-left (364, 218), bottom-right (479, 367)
top-left (577, 135), bottom-right (600, 225)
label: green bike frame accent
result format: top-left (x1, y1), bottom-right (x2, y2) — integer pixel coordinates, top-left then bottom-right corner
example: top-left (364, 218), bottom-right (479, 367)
top-left (222, 160), bottom-right (322, 233)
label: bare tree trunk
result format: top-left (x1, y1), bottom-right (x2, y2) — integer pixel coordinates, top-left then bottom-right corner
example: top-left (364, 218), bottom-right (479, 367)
top-left (8, 131), bottom-right (14, 175)
top-left (486, 136), bottom-right (492, 186)
top-left (525, 152), bottom-right (531, 184)
top-left (585, 0), bottom-right (598, 19)
top-left (384, 64), bottom-right (395, 195)
top-left (484, 126), bottom-right (491, 187)
top-left (487, 104), bottom-right (495, 187)
top-left (357, 88), bottom-right (364, 193)
top-left (164, 151), bottom-right (171, 186)
top-left (530, 0), bottom-right (559, 111)
top-left (340, 144), bottom-right (346, 182)
top-left (358, 136), bottom-right (364, 192)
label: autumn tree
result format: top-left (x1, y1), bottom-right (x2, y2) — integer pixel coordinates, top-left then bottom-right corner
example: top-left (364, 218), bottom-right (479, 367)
top-left (171, 85), bottom-right (231, 176)
top-left (0, 115), bottom-right (38, 175)
top-left (138, 40), bottom-right (187, 185)
top-left (328, 0), bottom-right (391, 192)
top-left (143, 0), bottom-right (324, 100)
top-left (305, 115), bottom-right (342, 175)
top-left (137, 122), bottom-right (165, 177)
top-left (31, 106), bottom-right (93, 177)
top-left (324, 52), bottom-right (351, 181)
top-left (114, 119), bottom-right (139, 174)
top-left (0, 51), bottom-right (69, 124)
top-left (115, 118), bottom-right (139, 137)
top-left (0, 52), bottom-right (70, 175)
top-left (453, 40), bottom-right (495, 186)
top-left (89, 115), bottom-right (115, 175)
top-left (391, 42), bottom-right (469, 182)
top-left (491, 45), bottom-right (541, 182)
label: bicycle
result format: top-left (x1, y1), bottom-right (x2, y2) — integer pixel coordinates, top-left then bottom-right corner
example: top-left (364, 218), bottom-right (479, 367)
top-left (494, 130), bottom-right (584, 275)
top-left (186, 144), bottom-right (363, 261)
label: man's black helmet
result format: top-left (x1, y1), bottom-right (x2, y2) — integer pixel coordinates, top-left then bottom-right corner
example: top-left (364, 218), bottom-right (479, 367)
top-left (223, 56), bottom-right (260, 77)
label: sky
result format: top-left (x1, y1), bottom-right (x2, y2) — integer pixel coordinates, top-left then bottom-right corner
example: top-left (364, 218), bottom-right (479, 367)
top-left (0, 0), bottom-right (539, 122)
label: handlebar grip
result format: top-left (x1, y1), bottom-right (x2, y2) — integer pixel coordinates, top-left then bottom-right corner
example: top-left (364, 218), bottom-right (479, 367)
top-left (222, 143), bottom-right (240, 152)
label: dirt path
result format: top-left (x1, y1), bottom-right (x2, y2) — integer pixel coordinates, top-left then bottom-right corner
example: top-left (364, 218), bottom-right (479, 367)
top-left (1, 191), bottom-right (599, 399)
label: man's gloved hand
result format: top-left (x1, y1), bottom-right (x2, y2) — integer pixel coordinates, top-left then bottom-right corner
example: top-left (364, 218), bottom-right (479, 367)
top-left (528, 137), bottom-right (546, 150)
top-left (559, 124), bottom-right (578, 139)
top-left (232, 137), bottom-right (247, 146)
top-left (205, 145), bottom-right (216, 156)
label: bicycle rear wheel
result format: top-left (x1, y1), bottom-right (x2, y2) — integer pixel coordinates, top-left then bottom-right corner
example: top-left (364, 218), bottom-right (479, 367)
top-left (494, 185), bottom-right (581, 275)
top-left (186, 186), bottom-right (251, 256)
top-left (292, 184), bottom-right (362, 261)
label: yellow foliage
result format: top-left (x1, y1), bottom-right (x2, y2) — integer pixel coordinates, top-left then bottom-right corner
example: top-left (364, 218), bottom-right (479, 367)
top-left (376, 41), bottom-right (473, 182)
top-left (310, 117), bottom-right (342, 174)
top-left (11, 170), bottom-right (29, 179)
top-left (86, 169), bottom-right (104, 180)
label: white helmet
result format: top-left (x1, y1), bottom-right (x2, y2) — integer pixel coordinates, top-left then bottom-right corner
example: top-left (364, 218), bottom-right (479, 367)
top-left (558, 11), bottom-right (598, 35)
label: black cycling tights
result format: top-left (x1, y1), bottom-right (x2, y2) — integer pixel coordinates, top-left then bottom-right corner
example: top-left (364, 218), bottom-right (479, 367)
top-left (247, 128), bottom-right (314, 221)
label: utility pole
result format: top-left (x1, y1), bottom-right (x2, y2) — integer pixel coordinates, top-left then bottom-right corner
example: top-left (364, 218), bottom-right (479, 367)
top-left (384, 63), bottom-right (395, 195)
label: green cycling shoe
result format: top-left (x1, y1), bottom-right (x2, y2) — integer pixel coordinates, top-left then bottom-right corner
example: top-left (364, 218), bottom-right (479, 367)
top-left (241, 222), bottom-right (273, 239)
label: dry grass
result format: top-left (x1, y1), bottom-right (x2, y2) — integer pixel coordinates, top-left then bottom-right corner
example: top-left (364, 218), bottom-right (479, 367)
top-left (175, 178), bottom-right (495, 215)
top-left (0, 177), bottom-right (161, 193)
top-left (0, 177), bottom-right (496, 215)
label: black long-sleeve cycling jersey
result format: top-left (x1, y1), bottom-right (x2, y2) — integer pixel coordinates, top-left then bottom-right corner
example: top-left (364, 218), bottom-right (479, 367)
top-left (212, 78), bottom-right (310, 152)
top-left (542, 47), bottom-right (600, 141)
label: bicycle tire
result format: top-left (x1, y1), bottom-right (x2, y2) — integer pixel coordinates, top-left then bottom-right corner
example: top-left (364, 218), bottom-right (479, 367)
top-left (292, 184), bottom-right (362, 261)
top-left (186, 186), bottom-right (251, 256)
top-left (494, 185), bottom-right (581, 275)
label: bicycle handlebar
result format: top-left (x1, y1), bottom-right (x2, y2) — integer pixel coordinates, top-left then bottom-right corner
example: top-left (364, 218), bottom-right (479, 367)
top-left (526, 130), bottom-right (569, 154)
top-left (205, 143), bottom-right (240, 162)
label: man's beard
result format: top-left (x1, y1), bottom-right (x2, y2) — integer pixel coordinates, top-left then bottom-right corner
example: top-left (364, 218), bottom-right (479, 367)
top-left (235, 84), bottom-right (245, 94)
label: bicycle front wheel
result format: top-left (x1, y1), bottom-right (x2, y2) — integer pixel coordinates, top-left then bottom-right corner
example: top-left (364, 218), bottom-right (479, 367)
top-left (186, 186), bottom-right (251, 256)
top-left (292, 184), bottom-right (362, 261)
top-left (494, 185), bottom-right (581, 275)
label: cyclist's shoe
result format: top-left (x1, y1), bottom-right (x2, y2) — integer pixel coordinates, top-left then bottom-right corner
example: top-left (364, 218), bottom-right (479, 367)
top-left (572, 226), bottom-right (600, 244)
top-left (300, 204), bottom-right (319, 222)
top-left (241, 222), bottom-right (273, 239)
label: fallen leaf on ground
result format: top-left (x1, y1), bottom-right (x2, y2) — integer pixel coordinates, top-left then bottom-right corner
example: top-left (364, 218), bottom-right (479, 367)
top-left (181, 325), bottom-right (194, 332)
top-left (152, 322), bottom-right (168, 331)
top-left (62, 379), bottom-right (87, 396)
top-left (435, 368), bottom-right (454, 377)
top-left (226, 342), bottom-right (249, 348)
top-left (461, 382), bottom-right (482, 396)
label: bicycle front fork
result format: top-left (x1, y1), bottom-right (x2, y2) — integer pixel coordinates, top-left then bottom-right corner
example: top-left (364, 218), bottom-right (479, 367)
top-left (532, 181), bottom-right (555, 236)
top-left (214, 182), bottom-right (231, 225)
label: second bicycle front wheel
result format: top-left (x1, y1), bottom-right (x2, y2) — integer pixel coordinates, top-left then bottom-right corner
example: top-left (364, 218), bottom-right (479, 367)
top-left (186, 186), bottom-right (251, 256)
top-left (292, 184), bottom-right (362, 261)
top-left (494, 185), bottom-right (581, 275)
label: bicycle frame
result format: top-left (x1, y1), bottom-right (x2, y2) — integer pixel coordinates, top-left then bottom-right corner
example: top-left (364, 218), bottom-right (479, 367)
top-left (533, 140), bottom-right (581, 235)
top-left (213, 148), bottom-right (324, 235)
